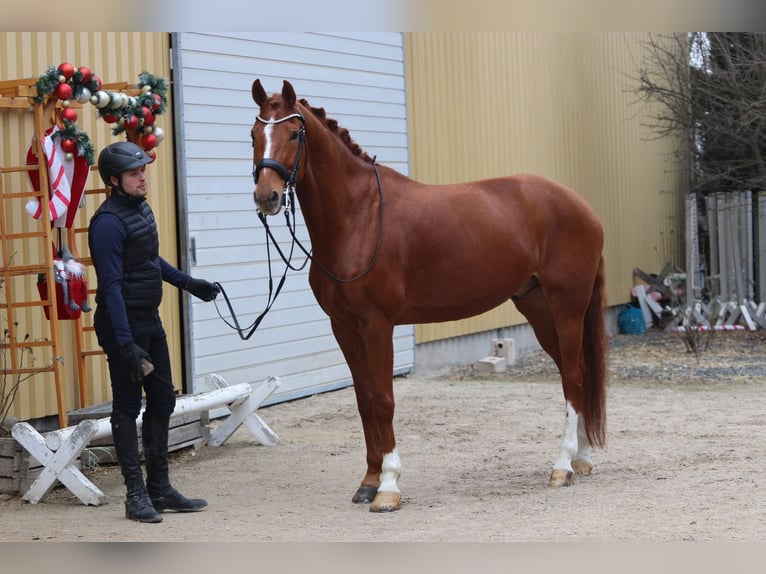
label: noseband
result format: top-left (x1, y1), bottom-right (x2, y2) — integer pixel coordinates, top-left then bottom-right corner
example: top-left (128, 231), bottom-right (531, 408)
top-left (252, 111), bottom-right (306, 192)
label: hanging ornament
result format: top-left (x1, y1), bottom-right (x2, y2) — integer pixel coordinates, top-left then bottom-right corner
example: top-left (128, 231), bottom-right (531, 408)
top-left (141, 133), bottom-right (158, 150)
top-left (92, 90), bottom-right (110, 108)
top-left (54, 82), bottom-right (73, 101)
top-left (140, 106), bottom-right (155, 126)
top-left (123, 115), bottom-right (140, 131)
top-left (76, 87), bottom-right (91, 104)
top-left (60, 138), bottom-right (78, 154)
top-left (60, 107), bottom-right (78, 123)
top-left (109, 92), bottom-right (124, 109)
top-left (58, 62), bottom-right (75, 80)
top-left (77, 66), bottom-right (92, 84)
top-left (152, 126), bottom-right (165, 143)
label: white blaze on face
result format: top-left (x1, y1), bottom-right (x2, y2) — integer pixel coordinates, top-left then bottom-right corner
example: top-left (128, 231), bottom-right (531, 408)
top-left (263, 123), bottom-right (275, 160)
top-left (378, 449), bottom-right (401, 494)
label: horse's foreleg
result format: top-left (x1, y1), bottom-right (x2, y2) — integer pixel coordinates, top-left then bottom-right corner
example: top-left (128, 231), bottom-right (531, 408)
top-left (331, 317), bottom-right (401, 512)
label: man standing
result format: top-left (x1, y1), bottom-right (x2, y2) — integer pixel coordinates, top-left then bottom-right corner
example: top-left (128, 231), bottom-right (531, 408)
top-left (89, 141), bottom-right (220, 523)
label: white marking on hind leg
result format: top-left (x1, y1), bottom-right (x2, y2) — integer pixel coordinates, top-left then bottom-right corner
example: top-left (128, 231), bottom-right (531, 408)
top-left (574, 415), bottom-right (593, 468)
top-left (553, 401), bottom-right (579, 472)
top-left (378, 449), bottom-right (401, 494)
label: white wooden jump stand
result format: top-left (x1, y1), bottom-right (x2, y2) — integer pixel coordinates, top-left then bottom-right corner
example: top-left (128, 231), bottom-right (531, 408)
top-left (11, 374), bottom-right (280, 506)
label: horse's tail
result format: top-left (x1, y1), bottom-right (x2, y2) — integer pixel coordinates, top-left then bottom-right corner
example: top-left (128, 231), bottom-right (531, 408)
top-left (582, 255), bottom-right (607, 448)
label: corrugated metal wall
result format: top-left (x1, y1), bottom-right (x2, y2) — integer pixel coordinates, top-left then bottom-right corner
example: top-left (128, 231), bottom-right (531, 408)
top-left (0, 32), bottom-right (178, 421)
top-left (404, 32), bottom-right (686, 343)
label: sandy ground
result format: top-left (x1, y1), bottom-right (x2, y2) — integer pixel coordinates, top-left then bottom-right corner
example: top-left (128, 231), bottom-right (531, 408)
top-left (1, 330), bottom-right (765, 546)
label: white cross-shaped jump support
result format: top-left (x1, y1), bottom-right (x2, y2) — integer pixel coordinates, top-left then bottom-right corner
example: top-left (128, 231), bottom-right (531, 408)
top-left (12, 418), bottom-right (105, 505)
top-left (203, 374), bottom-right (280, 446)
top-left (11, 375), bottom-right (281, 506)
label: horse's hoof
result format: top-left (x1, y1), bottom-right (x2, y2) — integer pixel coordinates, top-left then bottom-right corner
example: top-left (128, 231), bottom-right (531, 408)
top-left (369, 491), bottom-right (401, 512)
top-left (548, 469), bottom-right (575, 487)
top-left (572, 460), bottom-right (593, 476)
top-left (352, 485), bottom-right (378, 504)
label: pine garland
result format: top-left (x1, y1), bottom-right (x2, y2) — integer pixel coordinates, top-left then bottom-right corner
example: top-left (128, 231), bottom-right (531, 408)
top-left (32, 64), bottom-right (169, 164)
top-left (106, 71), bottom-right (169, 138)
top-left (34, 65), bottom-right (102, 104)
top-left (57, 120), bottom-right (95, 165)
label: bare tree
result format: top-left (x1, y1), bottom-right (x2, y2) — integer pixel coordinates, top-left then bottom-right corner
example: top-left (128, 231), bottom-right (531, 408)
top-left (637, 32), bottom-right (766, 197)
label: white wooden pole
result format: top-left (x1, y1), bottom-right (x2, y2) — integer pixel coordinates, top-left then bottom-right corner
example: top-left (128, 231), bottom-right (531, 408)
top-left (44, 381), bottom-right (255, 451)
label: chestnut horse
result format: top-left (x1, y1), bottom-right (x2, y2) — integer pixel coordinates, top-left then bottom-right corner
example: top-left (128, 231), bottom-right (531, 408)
top-left (250, 79), bottom-right (607, 512)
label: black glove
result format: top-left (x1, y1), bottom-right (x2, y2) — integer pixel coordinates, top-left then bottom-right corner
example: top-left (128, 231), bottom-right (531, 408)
top-left (119, 342), bottom-right (153, 384)
top-left (186, 277), bottom-right (220, 302)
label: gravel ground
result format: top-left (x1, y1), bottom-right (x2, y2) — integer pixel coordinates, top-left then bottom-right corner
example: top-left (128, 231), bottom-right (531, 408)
top-left (1, 327), bottom-right (765, 560)
top-left (454, 328), bottom-right (766, 387)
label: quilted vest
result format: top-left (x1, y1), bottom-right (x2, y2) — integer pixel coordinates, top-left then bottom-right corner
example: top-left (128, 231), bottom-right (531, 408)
top-left (90, 193), bottom-right (163, 312)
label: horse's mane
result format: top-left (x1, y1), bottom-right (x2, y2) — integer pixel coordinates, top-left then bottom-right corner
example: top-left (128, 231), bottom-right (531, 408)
top-left (298, 98), bottom-right (374, 164)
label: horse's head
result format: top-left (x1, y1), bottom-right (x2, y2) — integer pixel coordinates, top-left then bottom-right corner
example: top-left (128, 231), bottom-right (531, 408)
top-left (250, 79), bottom-right (306, 215)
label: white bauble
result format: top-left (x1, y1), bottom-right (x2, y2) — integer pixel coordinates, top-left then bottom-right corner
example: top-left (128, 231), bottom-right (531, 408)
top-left (76, 87), bottom-right (91, 104)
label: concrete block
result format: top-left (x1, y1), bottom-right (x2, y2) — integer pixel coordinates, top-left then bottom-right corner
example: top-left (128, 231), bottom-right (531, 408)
top-left (475, 356), bottom-right (507, 373)
top-left (492, 338), bottom-right (516, 366)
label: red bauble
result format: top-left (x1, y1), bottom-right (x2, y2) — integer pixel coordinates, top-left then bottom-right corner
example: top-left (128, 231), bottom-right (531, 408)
top-left (58, 62), bottom-right (75, 80)
top-left (60, 139), bottom-right (78, 153)
top-left (124, 115), bottom-right (140, 131)
top-left (141, 133), bottom-right (158, 150)
top-left (151, 93), bottom-right (162, 111)
top-left (147, 149), bottom-right (157, 163)
top-left (102, 113), bottom-right (118, 124)
top-left (91, 75), bottom-right (102, 91)
top-left (54, 82), bottom-right (73, 101)
top-left (78, 66), bottom-right (92, 84)
top-left (141, 106), bottom-right (155, 126)
top-left (60, 107), bottom-right (78, 123)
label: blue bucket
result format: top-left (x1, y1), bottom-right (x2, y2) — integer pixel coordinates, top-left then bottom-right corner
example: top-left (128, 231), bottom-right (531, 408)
top-left (617, 305), bottom-right (646, 334)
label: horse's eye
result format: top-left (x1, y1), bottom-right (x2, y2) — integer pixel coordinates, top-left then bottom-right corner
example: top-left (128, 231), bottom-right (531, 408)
top-left (290, 131), bottom-right (299, 142)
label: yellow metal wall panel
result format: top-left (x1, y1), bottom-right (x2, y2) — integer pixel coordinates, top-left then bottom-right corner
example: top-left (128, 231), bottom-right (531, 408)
top-left (0, 32), bottom-right (180, 422)
top-left (405, 33), bottom-right (686, 343)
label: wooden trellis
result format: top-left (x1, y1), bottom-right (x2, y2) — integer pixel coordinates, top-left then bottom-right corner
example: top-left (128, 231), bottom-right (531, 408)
top-left (0, 76), bottom-right (147, 428)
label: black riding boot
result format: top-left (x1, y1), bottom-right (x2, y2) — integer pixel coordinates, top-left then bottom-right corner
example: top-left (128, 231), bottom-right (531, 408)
top-left (110, 412), bottom-right (162, 523)
top-left (142, 414), bottom-right (208, 512)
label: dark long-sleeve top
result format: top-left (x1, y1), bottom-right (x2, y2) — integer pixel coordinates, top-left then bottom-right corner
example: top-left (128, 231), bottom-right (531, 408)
top-left (89, 211), bottom-right (191, 347)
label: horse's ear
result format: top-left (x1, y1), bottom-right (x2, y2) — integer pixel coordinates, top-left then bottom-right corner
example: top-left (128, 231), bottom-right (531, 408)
top-left (282, 80), bottom-right (296, 108)
top-left (252, 79), bottom-right (267, 106)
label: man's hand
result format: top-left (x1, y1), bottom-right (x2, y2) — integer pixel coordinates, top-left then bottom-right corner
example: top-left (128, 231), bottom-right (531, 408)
top-left (186, 278), bottom-right (220, 302)
top-left (119, 342), bottom-right (153, 384)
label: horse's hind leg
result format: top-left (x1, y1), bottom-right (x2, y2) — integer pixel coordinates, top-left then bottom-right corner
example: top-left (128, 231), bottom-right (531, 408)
top-left (572, 417), bottom-right (593, 476)
top-left (513, 285), bottom-right (590, 486)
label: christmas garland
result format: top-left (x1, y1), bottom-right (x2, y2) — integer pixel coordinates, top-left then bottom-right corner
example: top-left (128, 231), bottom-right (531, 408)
top-left (34, 63), bottom-right (169, 165)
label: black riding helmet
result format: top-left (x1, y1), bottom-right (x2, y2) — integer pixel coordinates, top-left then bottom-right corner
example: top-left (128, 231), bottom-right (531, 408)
top-left (97, 141), bottom-right (151, 189)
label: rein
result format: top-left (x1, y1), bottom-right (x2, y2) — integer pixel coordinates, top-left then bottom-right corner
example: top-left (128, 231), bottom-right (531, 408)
top-left (282, 158), bottom-right (384, 283)
top-left (214, 108), bottom-right (384, 340)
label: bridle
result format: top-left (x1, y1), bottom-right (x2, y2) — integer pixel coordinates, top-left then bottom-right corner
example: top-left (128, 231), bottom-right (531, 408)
top-left (214, 107), bottom-right (384, 340)
top-left (251, 111), bottom-right (306, 195)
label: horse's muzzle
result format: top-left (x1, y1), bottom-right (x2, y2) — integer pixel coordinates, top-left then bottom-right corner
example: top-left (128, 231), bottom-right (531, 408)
top-left (254, 188), bottom-right (283, 215)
